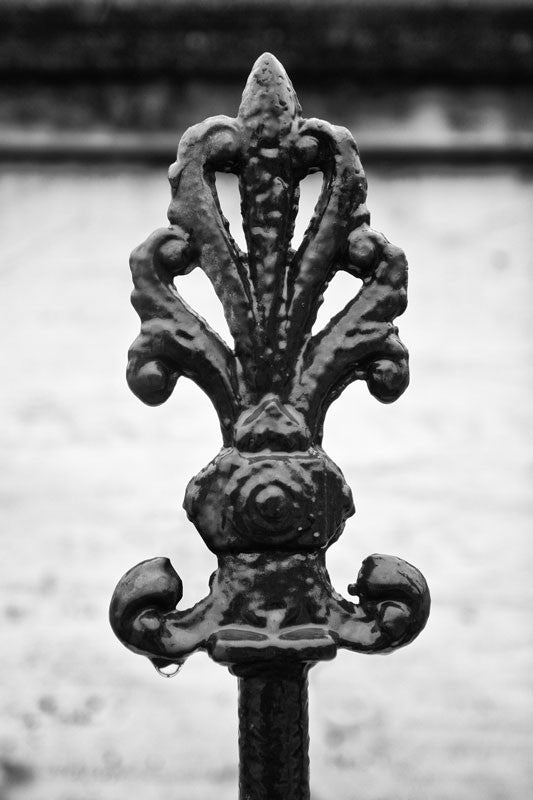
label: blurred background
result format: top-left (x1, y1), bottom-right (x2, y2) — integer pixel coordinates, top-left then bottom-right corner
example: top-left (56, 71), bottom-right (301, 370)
top-left (1, 1), bottom-right (532, 799)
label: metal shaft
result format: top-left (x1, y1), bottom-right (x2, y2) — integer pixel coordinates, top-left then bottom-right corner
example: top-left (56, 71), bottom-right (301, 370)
top-left (237, 663), bottom-right (311, 800)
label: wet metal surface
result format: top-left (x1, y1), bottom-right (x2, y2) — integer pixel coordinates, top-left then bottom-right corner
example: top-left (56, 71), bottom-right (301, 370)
top-left (109, 54), bottom-right (430, 799)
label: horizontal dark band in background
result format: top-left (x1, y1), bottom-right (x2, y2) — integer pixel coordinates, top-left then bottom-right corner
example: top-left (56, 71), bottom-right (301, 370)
top-left (2, 0), bottom-right (533, 83)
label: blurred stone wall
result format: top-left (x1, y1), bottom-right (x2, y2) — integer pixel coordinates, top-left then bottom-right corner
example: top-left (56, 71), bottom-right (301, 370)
top-left (1, 0), bottom-right (533, 160)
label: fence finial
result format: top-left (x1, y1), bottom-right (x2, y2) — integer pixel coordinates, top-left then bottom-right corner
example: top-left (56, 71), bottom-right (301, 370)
top-left (110, 53), bottom-right (430, 800)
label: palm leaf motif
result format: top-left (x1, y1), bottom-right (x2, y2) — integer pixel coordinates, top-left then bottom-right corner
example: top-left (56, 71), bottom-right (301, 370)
top-left (127, 53), bottom-right (408, 444)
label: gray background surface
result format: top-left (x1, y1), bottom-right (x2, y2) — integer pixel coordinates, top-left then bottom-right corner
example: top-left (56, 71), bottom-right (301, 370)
top-left (1, 163), bottom-right (531, 799)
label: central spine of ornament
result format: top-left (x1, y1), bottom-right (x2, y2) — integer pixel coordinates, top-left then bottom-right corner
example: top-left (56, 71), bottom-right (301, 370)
top-left (237, 663), bottom-right (311, 800)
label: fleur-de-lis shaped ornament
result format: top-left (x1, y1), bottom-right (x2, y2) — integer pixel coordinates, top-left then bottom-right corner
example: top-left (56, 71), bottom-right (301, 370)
top-left (110, 53), bottom-right (429, 798)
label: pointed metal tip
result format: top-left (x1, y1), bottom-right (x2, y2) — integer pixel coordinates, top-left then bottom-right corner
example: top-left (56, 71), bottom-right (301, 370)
top-left (238, 52), bottom-right (301, 135)
top-left (251, 51), bottom-right (286, 74)
top-left (245, 52), bottom-right (292, 96)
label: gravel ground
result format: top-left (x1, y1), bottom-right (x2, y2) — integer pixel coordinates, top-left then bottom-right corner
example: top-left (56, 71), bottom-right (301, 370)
top-left (0, 164), bottom-right (531, 800)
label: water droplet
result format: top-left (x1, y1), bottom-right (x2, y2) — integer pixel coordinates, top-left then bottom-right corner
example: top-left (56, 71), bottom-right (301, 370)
top-left (153, 661), bottom-right (182, 679)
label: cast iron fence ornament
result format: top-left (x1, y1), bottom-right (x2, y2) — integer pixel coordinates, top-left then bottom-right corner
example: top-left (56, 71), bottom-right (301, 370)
top-left (110, 53), bottom-right (430, 800)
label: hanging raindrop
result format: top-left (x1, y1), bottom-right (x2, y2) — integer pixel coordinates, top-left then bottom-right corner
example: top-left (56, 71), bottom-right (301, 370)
top-left (152, 660), bottom-right (183, 678)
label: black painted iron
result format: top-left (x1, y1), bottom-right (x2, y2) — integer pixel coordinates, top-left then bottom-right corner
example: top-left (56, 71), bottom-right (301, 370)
top-left (110, 53), bottom-right (430, 800)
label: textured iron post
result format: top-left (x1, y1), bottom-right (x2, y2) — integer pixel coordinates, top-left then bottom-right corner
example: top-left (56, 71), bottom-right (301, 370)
top-left (110, 53), bottom-right (430, 800)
